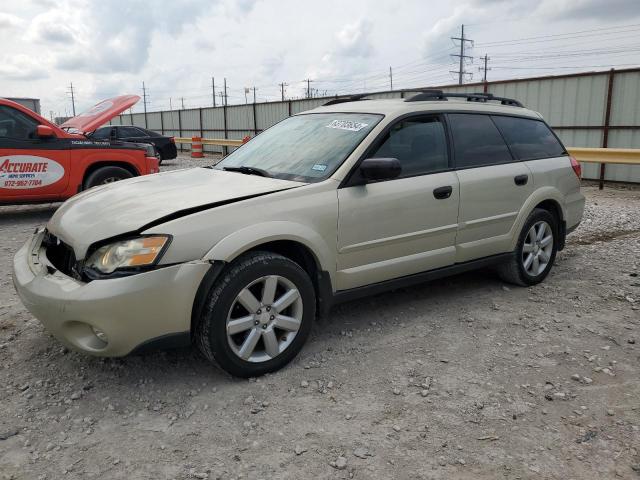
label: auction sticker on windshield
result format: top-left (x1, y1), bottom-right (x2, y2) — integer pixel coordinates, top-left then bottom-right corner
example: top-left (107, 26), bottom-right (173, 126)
top-left (326, 119), bottom-right (369, 132)
top-left (0, 156), bottom-right (64, 189)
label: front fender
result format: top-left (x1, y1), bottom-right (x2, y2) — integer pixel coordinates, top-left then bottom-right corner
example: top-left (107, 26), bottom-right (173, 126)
top-left (203, 220), bottom-right (334, 280)
top-left (509, 186), bottom-right (566, 250)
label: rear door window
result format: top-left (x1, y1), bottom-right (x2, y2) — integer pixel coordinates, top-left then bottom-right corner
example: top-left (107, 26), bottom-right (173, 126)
top-left (448, 113), bottom-right (513, 168)
top-left (492, 115), bottom-right (566, 160)
top-left (119, 126), bottom-right (147, 138)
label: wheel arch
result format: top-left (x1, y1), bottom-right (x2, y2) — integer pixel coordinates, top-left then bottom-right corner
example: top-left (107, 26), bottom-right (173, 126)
top-left (81, 161), bottom-right (140, 190)
top-left (510, 187), bottom-right (567, 251)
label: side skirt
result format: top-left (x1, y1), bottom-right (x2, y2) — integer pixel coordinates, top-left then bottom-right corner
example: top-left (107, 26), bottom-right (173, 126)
top-left (324, 252), bottom-right (512, 308)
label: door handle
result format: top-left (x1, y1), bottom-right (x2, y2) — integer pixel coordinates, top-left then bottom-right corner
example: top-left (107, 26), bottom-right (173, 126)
top-left (514, 174), bottom-right (529, 186)
top-left (433, 185), bottom-right (453, 199)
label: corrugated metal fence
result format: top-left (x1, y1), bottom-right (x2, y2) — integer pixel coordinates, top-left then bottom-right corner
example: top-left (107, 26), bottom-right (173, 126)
top-left (112, 67), bottom-right (640, 183)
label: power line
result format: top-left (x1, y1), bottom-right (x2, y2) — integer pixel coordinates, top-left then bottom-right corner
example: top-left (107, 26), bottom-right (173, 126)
top-left (450, 24), bottom-right (474, 84)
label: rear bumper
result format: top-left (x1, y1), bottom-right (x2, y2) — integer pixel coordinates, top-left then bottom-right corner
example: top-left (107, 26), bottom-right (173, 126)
top-left (12, 229), bottom-right (210, 356)
top-left (565, 190), bottom-right (585, 233)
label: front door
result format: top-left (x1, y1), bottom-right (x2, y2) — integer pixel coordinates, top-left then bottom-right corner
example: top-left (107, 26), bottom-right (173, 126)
top-left (336, 115), bottom-right (460, 291)
top-left (0, 105), bottom-right (70, 199)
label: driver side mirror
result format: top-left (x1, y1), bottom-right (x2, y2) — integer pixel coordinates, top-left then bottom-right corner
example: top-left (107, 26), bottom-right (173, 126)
top-left (358, 157), bottom-right (402, 183)
top-left (36, 125), bottom-right (55, 138)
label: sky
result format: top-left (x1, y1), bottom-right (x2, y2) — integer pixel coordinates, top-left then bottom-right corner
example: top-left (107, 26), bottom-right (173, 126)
top-left (1, 0), bottom-right (640, 119)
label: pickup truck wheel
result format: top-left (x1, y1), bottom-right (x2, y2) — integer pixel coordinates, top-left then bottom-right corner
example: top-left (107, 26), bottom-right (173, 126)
top-left (498, 208), bottom-right (558, 287)
top-left (83, 166), bottom-right (133, 189)
top-left (195, 251), bottom-right (315, 378)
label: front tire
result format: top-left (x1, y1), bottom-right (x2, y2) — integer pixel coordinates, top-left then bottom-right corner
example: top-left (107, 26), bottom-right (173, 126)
top-left (498, 208), bottom-right (558, 286)
top-left (195, 251), bottom-right (316, 377)
top-left (83, 166), bottom-right (133, 189)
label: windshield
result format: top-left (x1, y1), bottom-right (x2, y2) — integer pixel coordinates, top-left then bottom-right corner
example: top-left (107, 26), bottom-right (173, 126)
top-left (216, 113), bottom-right (383, 182)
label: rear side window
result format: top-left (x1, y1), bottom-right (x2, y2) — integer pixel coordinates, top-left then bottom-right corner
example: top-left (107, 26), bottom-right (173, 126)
top-left (492, 115), bottom-right (566, 160)
top-left (120, 126), bottom-right (147, 137)
top-left (448, 113), bottom-right (513, 168)
top-left (369, 116), bottom-right (449, 177)
top-left (91, 127), bottom-right (112, 139)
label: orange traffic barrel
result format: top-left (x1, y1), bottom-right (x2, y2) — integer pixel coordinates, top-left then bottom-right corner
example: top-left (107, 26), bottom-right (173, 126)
top-left (191, 137), bottom-right (204, 158)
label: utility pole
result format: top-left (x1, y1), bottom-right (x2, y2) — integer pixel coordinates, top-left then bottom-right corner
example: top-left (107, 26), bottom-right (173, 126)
top-left (68, 82), bottom-right (76, 116)
top-left (304, 79), bottom-right (314, 98)
top-left (212, 77), bottom-right (216, 107)
top-left (389, 67), bottom-right (393, 91)
top-left (450, 24), bottom-right (474, 85)
top-left (252, 86), bottom-right (257, 104)
top-left (169, 97), bottom-right (173, 110)
top-left (218, 91), bottom-right (225, 105)
top-left (479, 54), bottom-right (491, 83)
top-left (223, 78), bottom-right (228, 106)
top-left (279, 82), bottom-right (288, 101)
top-left (142, 81), bottom-right (148, 127)
top-left (181, 97), bottom-right (185, 109)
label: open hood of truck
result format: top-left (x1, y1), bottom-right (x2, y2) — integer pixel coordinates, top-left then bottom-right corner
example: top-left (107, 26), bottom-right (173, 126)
top-left (60, 95), bottom-right (140, 133)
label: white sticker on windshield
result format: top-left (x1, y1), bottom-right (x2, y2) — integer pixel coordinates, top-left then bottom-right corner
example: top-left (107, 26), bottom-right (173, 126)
top-left (312, 164), bottom-right (327, 172)
top-left (326, 119), bottom-right (368, 132)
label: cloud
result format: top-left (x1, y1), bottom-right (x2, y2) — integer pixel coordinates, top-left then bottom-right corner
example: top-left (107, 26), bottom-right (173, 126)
top-left (0, 12), bottom-right (24, 30)
top-left (335, 19), bottom-right (374, 58)
top-left (0, 54), bottom-right (49, 80)
top-left (28, 12), bottom-right (78, 43)
top-left (535, 0), bottom-right (640, 21)
top-left (305, 19), bottom-right (375, 83)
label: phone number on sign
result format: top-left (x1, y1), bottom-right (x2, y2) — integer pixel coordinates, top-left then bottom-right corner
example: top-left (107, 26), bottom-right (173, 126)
top-left (2, 179), bottom-right (43, 188)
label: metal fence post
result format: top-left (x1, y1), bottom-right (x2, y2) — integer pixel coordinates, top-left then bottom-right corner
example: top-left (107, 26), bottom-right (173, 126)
top-left (160, 110), bottom-right (164, 135)
top-left (599, 68), bottom-right (615, 190)
top-left (178, 109), bottom-right (183, 153)
top-left (252, 101), bottom-right (258, 136)
top-left (223, 104), bottom-right (228, 156)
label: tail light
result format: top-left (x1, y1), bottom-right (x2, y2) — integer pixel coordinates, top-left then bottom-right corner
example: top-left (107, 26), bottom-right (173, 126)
top-left (570, 156), bottom-right (582, 178)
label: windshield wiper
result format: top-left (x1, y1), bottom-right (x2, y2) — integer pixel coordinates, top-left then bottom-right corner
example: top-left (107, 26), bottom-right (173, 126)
top-left (223, 166), bottom-right (271, 177)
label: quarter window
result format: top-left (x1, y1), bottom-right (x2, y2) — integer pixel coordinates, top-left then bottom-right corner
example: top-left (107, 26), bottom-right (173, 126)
top-left (492, 115), bottom-right (566, 160)
top-left (0, 106), bottom-right (39, 140)
top-left (368, 117), bottom-right (449, 177)
top-left (448, 113), bottom-right (513, 168)
top-left (120, 126), bottom-right (147, 138)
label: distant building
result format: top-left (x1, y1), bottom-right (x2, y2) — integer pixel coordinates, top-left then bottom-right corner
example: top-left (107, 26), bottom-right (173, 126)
top-left (2, 97), bottom-right (41, 114)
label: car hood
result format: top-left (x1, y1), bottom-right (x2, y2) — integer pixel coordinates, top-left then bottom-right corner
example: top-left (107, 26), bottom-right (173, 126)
top-left (61, 95), bottom-right (140, 133)
top-left (47, 167), bottom-right (306, 259)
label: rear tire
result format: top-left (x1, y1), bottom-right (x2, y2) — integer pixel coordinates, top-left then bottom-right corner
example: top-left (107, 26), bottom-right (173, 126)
top-left (195, 251), bottom-right (315, 378)
top-left (498, 208), bottom-right (558, 287)
top-left (83, 166), bottom-right (133, 189)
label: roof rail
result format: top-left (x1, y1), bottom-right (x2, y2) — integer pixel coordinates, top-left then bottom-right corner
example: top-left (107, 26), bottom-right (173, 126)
top-left (405, 90), bottom-right (523, 107)
top-left (323, 94), bottom-right (370, 106)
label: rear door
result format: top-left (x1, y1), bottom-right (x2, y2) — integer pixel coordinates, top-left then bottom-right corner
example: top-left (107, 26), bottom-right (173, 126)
top-left (448, 113), bottom-right (533, 262)
top-left (0, 105), bottom-right (71, 199)
top-left (336, 115), bottom-right (460, 290)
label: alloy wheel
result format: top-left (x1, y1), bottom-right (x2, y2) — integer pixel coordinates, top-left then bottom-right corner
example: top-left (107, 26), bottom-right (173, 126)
top-left (522, 220), bottom-right (553, 276)
top-left (226, 275), bottom-right (303, 363)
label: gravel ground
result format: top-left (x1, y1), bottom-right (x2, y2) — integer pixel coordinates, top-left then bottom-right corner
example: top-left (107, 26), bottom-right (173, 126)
top-left (0, 162), bottom-right (639, 479)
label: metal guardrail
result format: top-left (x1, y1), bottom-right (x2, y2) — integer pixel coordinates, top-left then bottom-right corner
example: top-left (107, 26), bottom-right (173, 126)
top-left (567, 147), bottom-right (640, 189)
top-left (174, 137), bottom-right (244, 147)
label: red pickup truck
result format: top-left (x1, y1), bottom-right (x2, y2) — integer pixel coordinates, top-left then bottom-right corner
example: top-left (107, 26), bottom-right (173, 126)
top-left (0, 95), bottom-right (159, 205)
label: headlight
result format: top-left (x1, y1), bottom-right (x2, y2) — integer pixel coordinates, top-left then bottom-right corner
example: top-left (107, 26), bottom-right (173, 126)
top-left (85, 235), bottom-right (170, 274)
top-left (144, 144), bottom-right (156, 157)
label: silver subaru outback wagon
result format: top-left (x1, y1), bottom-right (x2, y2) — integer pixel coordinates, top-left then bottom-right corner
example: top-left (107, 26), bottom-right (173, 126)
top-left (13, 91), bottom-right (585, 377)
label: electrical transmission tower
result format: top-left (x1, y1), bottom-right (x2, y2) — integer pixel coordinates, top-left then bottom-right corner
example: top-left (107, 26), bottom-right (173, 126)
top-left (450, 24), bottom-right (474, 85)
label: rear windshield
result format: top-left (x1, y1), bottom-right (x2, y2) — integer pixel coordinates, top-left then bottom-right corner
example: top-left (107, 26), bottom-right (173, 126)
top-left (492, 115), bottom-right (566, 160)
top-left (216, 113), bottom-right (383, 182)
